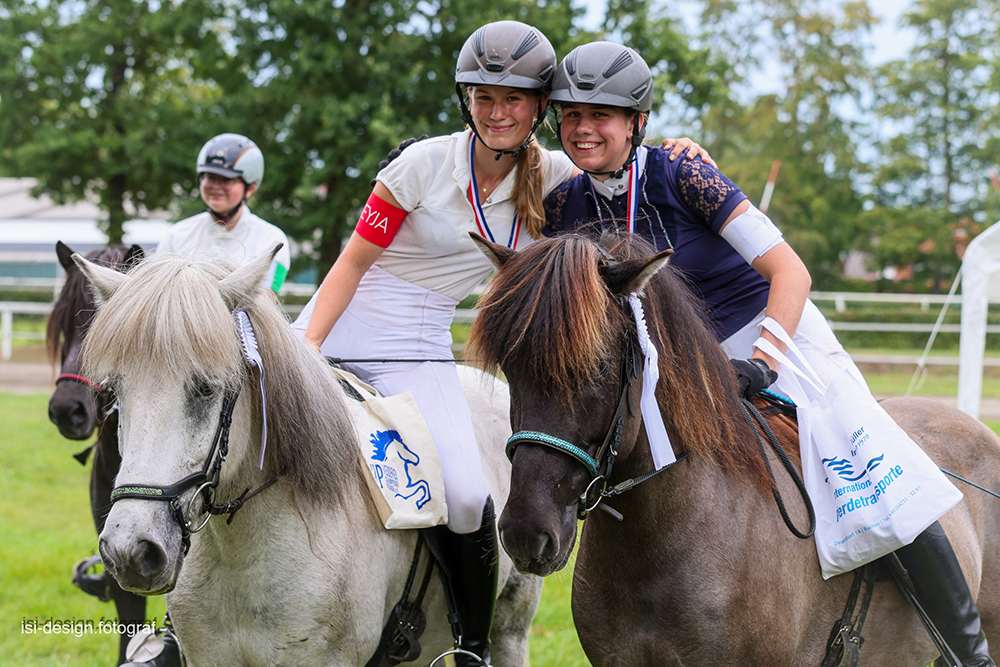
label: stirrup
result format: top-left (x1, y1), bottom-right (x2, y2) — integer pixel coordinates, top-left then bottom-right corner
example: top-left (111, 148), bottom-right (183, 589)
top-left (71, 554), bottom-right (111, 602)
top-left (121, 622), bottom-right (186, 667)
top-left (429, 646), bottom-right (490, 667)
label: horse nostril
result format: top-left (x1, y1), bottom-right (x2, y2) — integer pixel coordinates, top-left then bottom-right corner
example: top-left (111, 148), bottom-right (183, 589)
top-left (129, 539), bottom-right (168, 579)
top-left (69, 403), bottom-right (89, 426)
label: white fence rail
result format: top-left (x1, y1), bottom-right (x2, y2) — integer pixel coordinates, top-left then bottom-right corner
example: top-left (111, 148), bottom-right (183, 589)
top-left (3, 290), bottom-right (998, 362)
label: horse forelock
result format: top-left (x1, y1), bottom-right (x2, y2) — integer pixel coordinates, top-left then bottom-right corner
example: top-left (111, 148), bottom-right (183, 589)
top-left (46, 245), bottom-right (130, 362)
top-left (82, 253), bottom-right (365, 511)
top-left (472, 229), bottom-right (777, 491)
top-left (469, 235), bottom-right (624, 398)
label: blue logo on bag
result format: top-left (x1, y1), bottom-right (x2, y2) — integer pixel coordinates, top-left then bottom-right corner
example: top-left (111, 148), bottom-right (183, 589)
top-left (369, 429), bottom-right (432, 510)
top-left (823, 454), bottom-right (884, 482)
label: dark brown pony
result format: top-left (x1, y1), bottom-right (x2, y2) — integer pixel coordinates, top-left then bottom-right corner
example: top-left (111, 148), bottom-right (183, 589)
top-left (468, 230), bottom-right (1000, 666)
top-left (47, 241), bottom-right (145, 665)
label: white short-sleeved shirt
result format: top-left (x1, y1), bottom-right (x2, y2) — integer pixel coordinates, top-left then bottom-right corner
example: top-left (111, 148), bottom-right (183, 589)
top-left (375, 129), bottom-right (575, 301)
top-left (156, 208), bottom-right (292, 292)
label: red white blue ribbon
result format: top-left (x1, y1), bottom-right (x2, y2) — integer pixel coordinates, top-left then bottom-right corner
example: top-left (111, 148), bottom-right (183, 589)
top-left (588, 159), bottom-right (639, 235)
top-left (624, 160), bottom-right (638, 234)
top-left (468, 138), bottom-right (521, 249)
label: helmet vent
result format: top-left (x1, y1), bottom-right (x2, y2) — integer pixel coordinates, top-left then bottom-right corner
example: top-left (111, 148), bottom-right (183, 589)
top-left (472, 27), bottom-right (487, 57)
top-left (538, 64), bottom-right (554, 82)
top-left (630, 82), bottom-right (649, 101)
top-left (603, 51), bottom-right (633, 79)
top-left (486, 63), bottom-right (504, 72)
top-left (511, 31), bottom-right (540, 60)
top-left (565, 52), bottom-right (577, 76)
top-left (577, 81), bottom-right (595, 90)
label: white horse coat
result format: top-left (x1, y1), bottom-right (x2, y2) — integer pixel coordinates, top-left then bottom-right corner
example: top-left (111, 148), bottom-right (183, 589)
top-left (77, 246), bottom-right (540, 666)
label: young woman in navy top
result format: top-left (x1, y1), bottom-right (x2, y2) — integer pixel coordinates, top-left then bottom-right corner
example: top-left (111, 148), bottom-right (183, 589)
top-left (542, 41), bottom-right (994, 667)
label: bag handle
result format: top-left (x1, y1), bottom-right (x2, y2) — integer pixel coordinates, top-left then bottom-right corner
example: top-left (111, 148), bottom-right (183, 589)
top-left (753, 317), bottom-right (825, 394)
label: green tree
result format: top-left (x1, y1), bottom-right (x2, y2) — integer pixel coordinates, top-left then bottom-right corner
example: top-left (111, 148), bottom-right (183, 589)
top-left (862, 0), bottom-right (995, 290)
top-left (870, 0), bottom-right (992, 212)
top-left (0, 0), bottom-right (232, 243)
top-left (688, 0), bottom-right (875, 286)
top-left (221, 0), bottom-right (589, 281)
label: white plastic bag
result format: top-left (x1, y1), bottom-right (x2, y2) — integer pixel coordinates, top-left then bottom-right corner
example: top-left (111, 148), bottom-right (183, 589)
top-left (754, 318), bottom-right (963, 579)
top-left (332, 367), bottom-right (449, 530)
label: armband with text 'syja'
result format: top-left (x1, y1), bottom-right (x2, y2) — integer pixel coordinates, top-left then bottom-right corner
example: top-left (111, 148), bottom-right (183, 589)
top-left (355, 191), bottom-right (407, 248)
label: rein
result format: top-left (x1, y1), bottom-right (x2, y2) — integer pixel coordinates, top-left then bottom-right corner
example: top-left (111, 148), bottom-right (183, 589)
top-left (739, 397), bottom-right (816, 539)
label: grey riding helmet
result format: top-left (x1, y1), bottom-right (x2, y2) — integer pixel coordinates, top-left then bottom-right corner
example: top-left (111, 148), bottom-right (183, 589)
top-left (550, 42), bottom-right (654, 175)
top-left (196, 133), bottom-right (265, 188)
top-left (455, 21), bottom-right (556, 156)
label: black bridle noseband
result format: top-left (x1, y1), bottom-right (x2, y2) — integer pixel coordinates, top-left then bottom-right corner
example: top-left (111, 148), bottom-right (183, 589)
top-left (108, 384), bottom-right (277, 554)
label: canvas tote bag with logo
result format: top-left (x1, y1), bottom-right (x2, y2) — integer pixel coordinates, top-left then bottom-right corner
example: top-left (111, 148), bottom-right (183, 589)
top-left (754, 318), bottom-right (963, 579)
top-left (331, 367), bottom-right (448, 530)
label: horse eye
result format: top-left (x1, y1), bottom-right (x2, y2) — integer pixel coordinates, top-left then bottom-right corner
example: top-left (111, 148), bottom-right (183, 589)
top-left (190, 379), bottom-right (215, 400)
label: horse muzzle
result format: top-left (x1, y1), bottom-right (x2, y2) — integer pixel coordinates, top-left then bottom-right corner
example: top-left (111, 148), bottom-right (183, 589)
top-left (99, 504), bottom-right (184, 596)
top-left (498, 503), bottom-right (576, 577)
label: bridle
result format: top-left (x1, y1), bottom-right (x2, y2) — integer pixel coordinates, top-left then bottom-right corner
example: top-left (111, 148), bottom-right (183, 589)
top-left (108, 384), bottom-right (277, 554)
top-left (505, 295), bottom-right (688, 520)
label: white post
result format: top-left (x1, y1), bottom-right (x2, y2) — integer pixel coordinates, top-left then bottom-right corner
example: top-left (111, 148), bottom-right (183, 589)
top-left (1, 308), bottom-right (11, 361)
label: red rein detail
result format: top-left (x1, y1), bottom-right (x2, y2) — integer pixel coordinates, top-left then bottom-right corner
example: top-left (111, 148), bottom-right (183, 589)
top-left (57, 373), bottom-right (103, 392)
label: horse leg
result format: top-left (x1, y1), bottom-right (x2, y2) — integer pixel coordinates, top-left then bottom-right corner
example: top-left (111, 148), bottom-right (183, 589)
top-left (896, 522), bottom-right (995, 667)
top-left (92, 432), bottom-right (148, 665)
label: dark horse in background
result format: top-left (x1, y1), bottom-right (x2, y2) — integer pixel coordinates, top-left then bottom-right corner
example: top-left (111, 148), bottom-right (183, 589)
top-left (467, 230), bottom-right (1000, 666)
top-left (47, 241), bottom-right (145, 665)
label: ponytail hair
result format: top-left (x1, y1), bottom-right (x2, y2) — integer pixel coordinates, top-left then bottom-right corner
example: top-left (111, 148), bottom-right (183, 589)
top-left (514, 136), bottom-right (547, 238)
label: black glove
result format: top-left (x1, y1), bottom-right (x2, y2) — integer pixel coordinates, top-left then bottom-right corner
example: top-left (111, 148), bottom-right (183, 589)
top-left (730, 358), bottom-right (778, 399)
top-left (370, 135), bottom-right (429, 187)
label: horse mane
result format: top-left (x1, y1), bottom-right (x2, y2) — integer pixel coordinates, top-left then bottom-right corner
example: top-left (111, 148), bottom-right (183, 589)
top-left (82, 253), bottom-right (363, 510)
top-left (469, 229), bottom-right (773, 490)
top-left (46, 245), bottom-right (131, 363)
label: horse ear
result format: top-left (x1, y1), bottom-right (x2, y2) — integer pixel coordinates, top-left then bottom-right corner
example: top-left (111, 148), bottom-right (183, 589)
top-left (469, 232), bottom-right (515, 270)
top-left (124, 244), bottom-right (145, 271)
top-left (73, 253), bottom-right (127, 303)
top-left (600, 249), bottom-right (673, 296)
top-left (218, 243), bottom-right (282, 308)
top-left (56, 241), bottom-right (76, 271)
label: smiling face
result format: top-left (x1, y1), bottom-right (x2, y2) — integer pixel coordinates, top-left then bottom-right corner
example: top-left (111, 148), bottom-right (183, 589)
top-left (468, 85), bottom-right (543, 152)
top-left (199, 173), bottom-right (254, 215)
top-left (559, 102), bottom-right (639, 178)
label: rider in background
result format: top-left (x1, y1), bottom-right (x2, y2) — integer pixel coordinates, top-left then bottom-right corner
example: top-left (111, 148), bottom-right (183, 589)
top-left (157, 133), bottom-right (291, 293)
top-left (542, 40), bottom-right (994, 667)
top-left (292, 21), bottom-right (710, 665)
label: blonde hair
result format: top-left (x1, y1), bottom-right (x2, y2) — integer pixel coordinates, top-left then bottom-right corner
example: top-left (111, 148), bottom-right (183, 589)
top-left (466, 86), bottom-right (549, 239)
top-left (513, 136), bottom-right (547, 238)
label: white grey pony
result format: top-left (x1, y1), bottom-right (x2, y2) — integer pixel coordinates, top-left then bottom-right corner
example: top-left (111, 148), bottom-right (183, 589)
top-left (76, 246), bottom-right (541, 666)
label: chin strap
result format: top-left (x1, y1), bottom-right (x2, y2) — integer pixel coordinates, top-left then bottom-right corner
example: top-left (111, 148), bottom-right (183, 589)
top-left (208, 199), bottom-right (245, 226)
top-left (456, 83), bottom-right (546, 160)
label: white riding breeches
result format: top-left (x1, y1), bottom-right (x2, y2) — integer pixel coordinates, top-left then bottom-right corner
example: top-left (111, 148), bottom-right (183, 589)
top-left (292, 266), bottom-right (489, 534)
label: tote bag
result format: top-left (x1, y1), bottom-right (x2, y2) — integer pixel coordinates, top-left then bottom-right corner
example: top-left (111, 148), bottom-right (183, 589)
top-left (755, 319), bottom-right (963, 579)
top-left (332, 367), bottom-right (449, 530)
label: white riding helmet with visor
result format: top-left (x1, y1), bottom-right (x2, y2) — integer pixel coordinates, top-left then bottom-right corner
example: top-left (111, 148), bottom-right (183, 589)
top-left (196, 133), bottom-right (264, 223)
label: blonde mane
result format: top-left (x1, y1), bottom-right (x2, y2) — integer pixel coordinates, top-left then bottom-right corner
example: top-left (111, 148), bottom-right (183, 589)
top-left (82, 253), bottom-right (362, 509)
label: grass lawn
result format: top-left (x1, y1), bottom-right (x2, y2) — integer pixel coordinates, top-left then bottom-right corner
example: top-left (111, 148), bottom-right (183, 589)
top-left (0, 392), bottom-right (588, 667)
top-left (5, 373), bottom-right (997, 667)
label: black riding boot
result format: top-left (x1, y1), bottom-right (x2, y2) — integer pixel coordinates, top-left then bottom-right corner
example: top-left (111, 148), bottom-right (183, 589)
top-left (425, 497), bottom-right (499, 667)
top-left (894, 521), bottom-right (996, 667)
